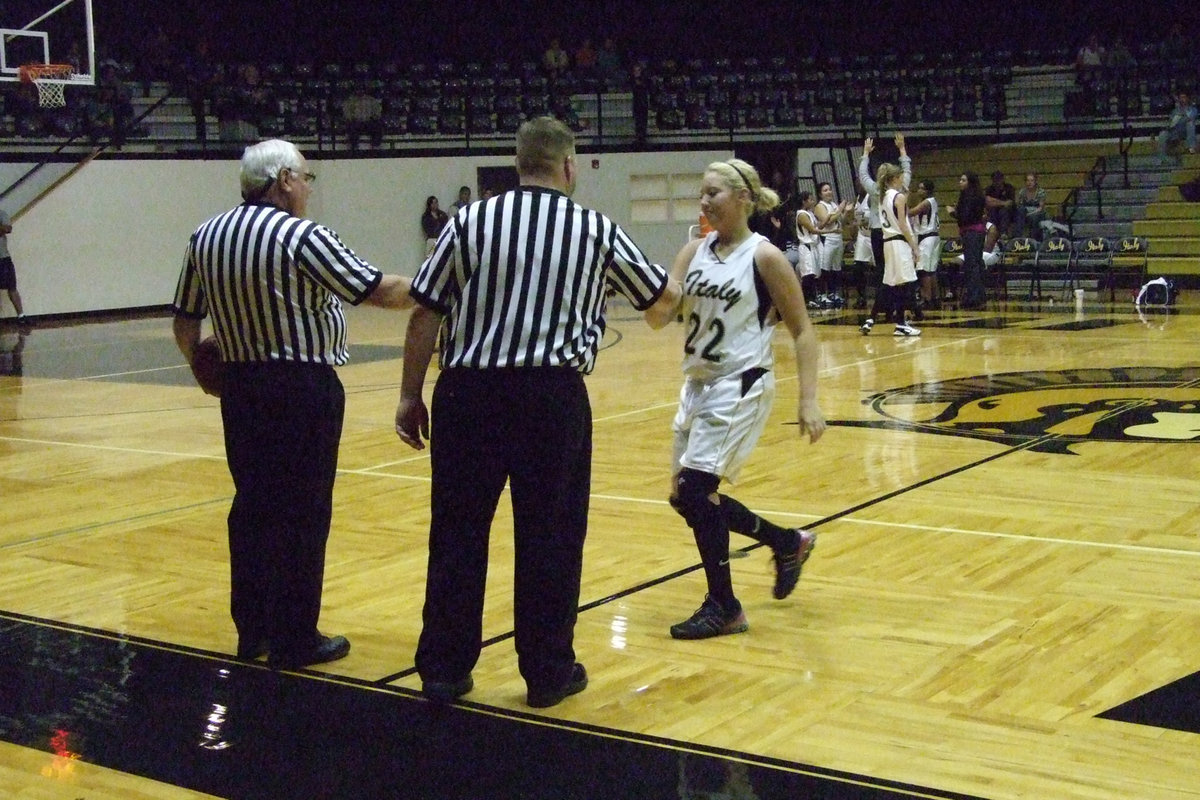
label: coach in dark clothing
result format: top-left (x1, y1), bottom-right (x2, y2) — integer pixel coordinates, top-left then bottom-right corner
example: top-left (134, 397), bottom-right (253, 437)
top-left (395, 116), bottom-right (682, 708)
top-left (172, 139), bottom-right (413, 670)
top-left (949, 171), bottom-right (988, 310)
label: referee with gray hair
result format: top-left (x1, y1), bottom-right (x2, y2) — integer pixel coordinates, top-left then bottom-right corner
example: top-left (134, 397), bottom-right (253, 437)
top-left (396, 116), bottom-right (682, 707)
top-left (172, 138), bottom-right (413, 670)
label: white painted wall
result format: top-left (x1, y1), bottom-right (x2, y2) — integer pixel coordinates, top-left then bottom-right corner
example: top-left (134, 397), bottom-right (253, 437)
top-left (2, 148), bottom-right (731, 318)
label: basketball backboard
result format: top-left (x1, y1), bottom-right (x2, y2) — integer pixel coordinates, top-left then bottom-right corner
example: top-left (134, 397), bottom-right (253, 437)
top-left (0, 0), bottom-right (94, 86)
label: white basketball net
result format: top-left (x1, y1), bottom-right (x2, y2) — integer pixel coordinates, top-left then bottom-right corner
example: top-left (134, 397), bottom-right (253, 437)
top-left (34, 79), bottom-right (67, 108)
top-left (21, 65), bottom-right (74, 108)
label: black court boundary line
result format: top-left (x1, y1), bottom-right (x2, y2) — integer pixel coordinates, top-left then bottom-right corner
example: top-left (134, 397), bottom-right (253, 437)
top-left (0, 609), bottom-right (982, 800)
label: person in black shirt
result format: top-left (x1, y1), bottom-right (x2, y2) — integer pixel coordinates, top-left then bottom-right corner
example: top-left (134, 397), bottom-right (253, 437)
top-left (420, 195), bottom-right (449, 255)
top-left (984, 170), bottom-right (1016, 238)
top-left (947, 172), bottom-right (988, 310)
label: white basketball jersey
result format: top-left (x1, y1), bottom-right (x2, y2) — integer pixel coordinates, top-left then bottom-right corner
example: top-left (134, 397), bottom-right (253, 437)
top-left (681, 232), bottom-right (777, 381)
top-left (795, 209), bottom-right (818, 246)
top-left (915, 197), bottom-right (939, 237)
top-left (818, 200), bottom-right (842, 236)
top-left (881, 188), bottom-right (904, 238)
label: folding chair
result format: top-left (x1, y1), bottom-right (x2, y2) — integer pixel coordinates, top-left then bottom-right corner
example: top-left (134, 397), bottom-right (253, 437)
top-left (1070, 237), bottom-right (1113, 299)
top-left (939, 237), bottom-right (963, 302)
top-left (1033, 236), bottom-right (1073, 300)
top-left (1111, 237), bottom-right (1149, 303)
top-left (1000, 236), bottom-right (1038, 301)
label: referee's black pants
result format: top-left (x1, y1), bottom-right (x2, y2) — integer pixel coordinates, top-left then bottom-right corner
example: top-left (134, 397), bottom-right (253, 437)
top-left (416, 367), bottom-right (591, 694)
top-left (221, 362), bottom-right (344, 657)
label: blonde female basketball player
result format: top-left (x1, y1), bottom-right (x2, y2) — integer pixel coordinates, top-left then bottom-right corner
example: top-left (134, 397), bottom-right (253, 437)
top-left (665, 158), bottom-right (825, 640)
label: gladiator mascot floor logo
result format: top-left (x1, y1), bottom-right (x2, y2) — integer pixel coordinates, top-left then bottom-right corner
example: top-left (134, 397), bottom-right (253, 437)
top-left (842, 367), bottom-right (1200, 454)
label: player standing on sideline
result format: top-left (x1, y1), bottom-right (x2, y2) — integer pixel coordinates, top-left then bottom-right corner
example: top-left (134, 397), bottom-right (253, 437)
top-left (850, 184), bottom-right (874, 309)
top-left (0, 207), bottom-right (28, 326)
top-left (172, 139), bottom-right (414, 670)
top-left (813, 182), bottom-right (851, 308)
top-left (666, 158), bottom-right (825, 640)
top-left (793, 191), bottom-right (821, 306)
top-left (395, 117), bottom-right (682, 707)
top-left (858, 135), bottom-right (911, 334)
top-left (907, 179), bottom-right (941, 313)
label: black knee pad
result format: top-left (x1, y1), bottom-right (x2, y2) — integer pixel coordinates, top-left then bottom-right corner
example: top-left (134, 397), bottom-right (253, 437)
top-left (671, 468), bottom-right (721, 529)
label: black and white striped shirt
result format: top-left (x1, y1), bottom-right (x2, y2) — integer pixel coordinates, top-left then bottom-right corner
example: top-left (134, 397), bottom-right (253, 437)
top-left (172, 202), bottom-right (382, 365)
top-left (412, 187), bottom-right (669, 373)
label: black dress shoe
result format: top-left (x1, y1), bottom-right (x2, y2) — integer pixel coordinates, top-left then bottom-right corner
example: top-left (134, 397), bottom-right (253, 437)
top-left (526, 663), bottom-right (588, 709)
top-left (235, 638), bottom-right (268, 660)
top-left (421, 674), bottom-right (474, 703)
top-left (268, 634), bottom-right (350, 670)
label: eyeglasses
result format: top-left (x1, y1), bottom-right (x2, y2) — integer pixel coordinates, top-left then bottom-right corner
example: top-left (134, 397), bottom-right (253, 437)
top-left (285, 167), bottom-right (316, 184)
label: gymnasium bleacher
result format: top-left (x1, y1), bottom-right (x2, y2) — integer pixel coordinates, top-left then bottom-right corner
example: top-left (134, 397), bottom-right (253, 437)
top-left (1, 33), bottom-right (1196, 285)
top-left (916, 140), bottom-right (1198, 291)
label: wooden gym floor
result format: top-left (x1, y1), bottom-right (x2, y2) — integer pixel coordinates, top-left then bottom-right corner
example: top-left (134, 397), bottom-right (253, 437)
top-left (1, 293), bottom-right (1198, 799)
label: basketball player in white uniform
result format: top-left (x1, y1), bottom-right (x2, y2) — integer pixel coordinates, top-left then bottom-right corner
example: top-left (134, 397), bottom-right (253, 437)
top-left (863, 162), bottom-right (920, 336)
top-left (851, 188), bottom-right (874, 308)
top-left (793, 191), bottom-right (820, 309)
top-left (666, 158), bottom-right (825, 640)
top-left (908, 179), bottom-right (940, 313)
top-left (814, 182), bottom-right (849, 307)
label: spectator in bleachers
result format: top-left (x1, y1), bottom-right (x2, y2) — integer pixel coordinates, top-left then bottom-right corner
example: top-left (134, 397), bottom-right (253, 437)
top-left (341, 87), bottom-right (383, 150)
top-left (542, 38), bottom-right (570, 77)
top-left (83, 61), bottom-right (134, 147)
top-left (574, 39), bottom-right (597, 77)
top-left (217, 63), bottom-right (268, 146)
top-left (1015, 172), bottom-right (1048, 241)
top-left (181, 38), bottom-right (216, 145)
top-left (630, 61), bottom-right (649, 143)
top-left (984, 170), bottom-right (1016, 237)
top-left (1156, 91), bottom-right (1197, 161)
top-left (136, 25), bottom-right (173, 97)
top-left (1075, 33), bottom-right (1105, 81)
top-left (1105, 37), bottom-right (1135, 74)
top-left (1162, 23), bottom-right (1188, 64)
top-left (595, 37), bottom-right (624, 88)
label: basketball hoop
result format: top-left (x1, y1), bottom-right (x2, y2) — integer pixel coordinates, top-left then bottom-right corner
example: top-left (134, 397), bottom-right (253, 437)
top-left (18, 63), bottom-right (74, 108)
